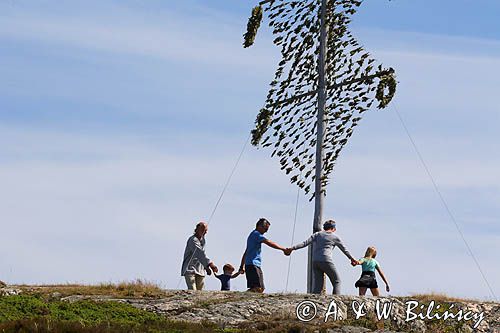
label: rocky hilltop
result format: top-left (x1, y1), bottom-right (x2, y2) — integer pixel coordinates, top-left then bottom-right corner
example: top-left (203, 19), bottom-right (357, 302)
top-left (1, 286), bottom-right (499, 332)
top-left (128, 290), bottom-right (499, 332)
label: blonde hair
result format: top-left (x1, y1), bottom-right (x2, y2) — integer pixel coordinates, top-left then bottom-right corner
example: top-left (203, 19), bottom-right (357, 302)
top-left (364, 246), bottom-right (377, 259)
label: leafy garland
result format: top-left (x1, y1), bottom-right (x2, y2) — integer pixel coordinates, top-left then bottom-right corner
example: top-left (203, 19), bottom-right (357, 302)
top-left (243, 5), bottom-right (263, 48)
top-left (376, 73), bottom-right (397, 108)
top-left (245, 0), bottom-right (398, 199)
top-left (251, 108), bottom-right (273, 146)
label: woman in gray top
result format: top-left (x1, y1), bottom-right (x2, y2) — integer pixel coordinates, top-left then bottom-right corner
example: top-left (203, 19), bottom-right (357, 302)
top-left (286, 220), bottom-right (357, 294)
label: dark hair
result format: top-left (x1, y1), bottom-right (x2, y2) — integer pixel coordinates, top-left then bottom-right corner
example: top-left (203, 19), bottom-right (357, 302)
top-left (193, 221), bottom-right (206, 234)
top-left (323, 219), bottom-right (336, 230)
top-left (223, 264), bottom-right (235, 272)
top-left (256, 218), bottom-right (271, 228)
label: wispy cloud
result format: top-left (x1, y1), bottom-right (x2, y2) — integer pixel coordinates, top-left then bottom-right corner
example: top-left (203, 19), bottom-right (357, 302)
top-left (0, 126), bottom-right (498, 297)
top-left (0, 1), bottom-right (498, 298)
top-left (0, 4), bottom-right (276, 69)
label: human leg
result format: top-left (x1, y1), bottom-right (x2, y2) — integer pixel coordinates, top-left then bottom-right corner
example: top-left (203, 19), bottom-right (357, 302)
top-left (359, 287), bottom-right (367, 296)
top-left (195, 275), bottom-right (205, 291)
top-left (184, 274), bottom-right (197, 290)
top-left (319, 261), bottom-right (341, 295)
top-left (312, 261), bottom-right (325, 294)
top-left (246, 265), bottom-right (265, 293)
top-left (370, 288), bottom-right (380, 296)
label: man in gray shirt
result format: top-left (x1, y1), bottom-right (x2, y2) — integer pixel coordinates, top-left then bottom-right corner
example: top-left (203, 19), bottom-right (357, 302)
top-left (285, 219), bottom-right (357, 294)
top-left (181, 222), bottom-right (218, 291)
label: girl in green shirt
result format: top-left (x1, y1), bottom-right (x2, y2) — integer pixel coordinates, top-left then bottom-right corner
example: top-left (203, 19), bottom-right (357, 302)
top-left (354, 246), bottom-right (390, 296)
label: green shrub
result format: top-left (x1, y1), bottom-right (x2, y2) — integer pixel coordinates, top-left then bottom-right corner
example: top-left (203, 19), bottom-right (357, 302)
top-left (0, 295), bottom-right (240, 332)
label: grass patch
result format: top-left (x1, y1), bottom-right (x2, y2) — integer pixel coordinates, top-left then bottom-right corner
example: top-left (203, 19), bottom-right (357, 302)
top-left (0, 318), bottom-right (233, 333)
top-left (14, 279), bottom-right (166, 299)
top-left (0, 295), bottom-right (158, 324)
top-left (409, 292), bottom-right (479, 303)
top-left (0, 295), bottom-right (239, 332)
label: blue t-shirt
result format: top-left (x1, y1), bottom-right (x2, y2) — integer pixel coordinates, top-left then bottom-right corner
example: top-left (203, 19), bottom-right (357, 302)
top-left (245, 230), bottom-right (267, 267)
top-left (359, 258), bottom-right (379, 272)
top-left (215, 274), bottom-right (232, 291)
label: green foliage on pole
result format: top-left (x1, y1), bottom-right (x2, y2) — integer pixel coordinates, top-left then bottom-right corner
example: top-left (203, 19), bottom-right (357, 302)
top-left (243, 5), bottom-right (264, 48)
top-left (376, 74), bottom-right (397, 108)
top-left (251, 108), bottom-right (273, 146)
top-left (246, 0), bottom-right (397, 199)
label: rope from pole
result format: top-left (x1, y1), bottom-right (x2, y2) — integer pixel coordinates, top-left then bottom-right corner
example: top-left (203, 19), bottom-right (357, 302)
top-left (392, 103), bottom-right (497, 302)
top-left (175, 133), bottom-right (251, 290)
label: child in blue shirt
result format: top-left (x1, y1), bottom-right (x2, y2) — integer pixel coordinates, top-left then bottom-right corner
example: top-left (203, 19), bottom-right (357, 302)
top-left (353, 246), bottom-right (390, 296)
top-left (215, 264), bottom-right (241, 291)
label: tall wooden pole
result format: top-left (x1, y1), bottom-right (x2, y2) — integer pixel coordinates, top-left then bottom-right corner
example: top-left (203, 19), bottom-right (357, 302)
top-left (307, 0), bottom-right (328, 293)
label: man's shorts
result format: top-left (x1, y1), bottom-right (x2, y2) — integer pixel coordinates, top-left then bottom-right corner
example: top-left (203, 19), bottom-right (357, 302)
top-left (245, 264), bottom-right (265, 290)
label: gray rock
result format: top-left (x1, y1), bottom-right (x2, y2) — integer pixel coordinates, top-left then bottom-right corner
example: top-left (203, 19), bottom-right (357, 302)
top-left (0, 287), bottom-right (21, 296)
top-left (47, 290), bottom-right (498, 333)
top-left (49, 292), bottom-right (62, 300)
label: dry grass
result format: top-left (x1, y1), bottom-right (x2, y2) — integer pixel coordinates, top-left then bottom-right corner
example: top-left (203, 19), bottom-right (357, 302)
top-left (14, 279), bottom-right (166, 299)
top-left (408, 292), bottom-right (480, 303)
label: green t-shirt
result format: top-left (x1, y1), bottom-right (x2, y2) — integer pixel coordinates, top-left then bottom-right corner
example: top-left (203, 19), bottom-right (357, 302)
top-left (359, 258), bottom-right (379, 272)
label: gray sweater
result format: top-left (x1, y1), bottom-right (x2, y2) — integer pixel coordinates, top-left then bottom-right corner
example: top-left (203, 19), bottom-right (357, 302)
top-left (181, 235), bottom-right (211, 276)
top-left (291, 231), bottom-right (353, 263)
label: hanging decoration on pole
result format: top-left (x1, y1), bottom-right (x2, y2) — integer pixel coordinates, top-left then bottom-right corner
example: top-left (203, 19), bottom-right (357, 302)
top-left (243, 5), bottom-right (264, 48)
top-left (244, 0), bottom-right (398, 200)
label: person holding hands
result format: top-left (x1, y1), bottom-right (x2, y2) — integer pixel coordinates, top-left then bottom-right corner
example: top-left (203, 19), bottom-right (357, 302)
top-left (239, 218), bottom-right (288, 293)
top-left (285, 219), bottom-right (357, 295)
top-left (181, 221), bottom-right (218, 291)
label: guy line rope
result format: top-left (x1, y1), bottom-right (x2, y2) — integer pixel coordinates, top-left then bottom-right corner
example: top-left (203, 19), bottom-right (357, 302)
top-left (175, 133), bottom-right (251, 290)
top-left (173, 109), bottom-right (496, 300)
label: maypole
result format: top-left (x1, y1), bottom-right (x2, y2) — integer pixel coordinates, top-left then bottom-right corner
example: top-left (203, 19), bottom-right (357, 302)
top-left (308, 0), bottom-right (328, 293)
top-left (244, 0), bottom-right (397, 293)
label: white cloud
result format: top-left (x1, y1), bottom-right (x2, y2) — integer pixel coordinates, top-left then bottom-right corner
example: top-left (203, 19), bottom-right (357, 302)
top-left (0, 2), bottom-right (498, 299)
top-left (0, 5), bottom-right (276, 69)
top-left (0, 127), bottom-right (498, 298)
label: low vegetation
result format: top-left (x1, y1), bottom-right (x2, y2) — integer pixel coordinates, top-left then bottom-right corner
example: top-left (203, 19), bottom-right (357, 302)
top-left (0, 294), bottom-right (236, 333)
top-left (0, 283), bottom-right (486, 332)
top-left (409, 292), bottom-right (479, 303)
top-left (14, 279), bottom-right (166, 299)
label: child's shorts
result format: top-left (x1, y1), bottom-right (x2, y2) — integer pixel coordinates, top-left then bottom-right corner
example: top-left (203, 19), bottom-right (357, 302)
top-left (355, 271), bottom-right (378, 289)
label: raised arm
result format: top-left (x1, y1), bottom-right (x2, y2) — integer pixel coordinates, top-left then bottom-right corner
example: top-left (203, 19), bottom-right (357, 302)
top-left (376, 265), bottom-right (390, 292)
top-left (290, 233), bottom-right (316, 251)
top-left (262, 239), bottom-right (286, 253)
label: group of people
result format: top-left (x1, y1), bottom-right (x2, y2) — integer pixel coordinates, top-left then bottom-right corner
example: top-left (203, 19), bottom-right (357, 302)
top-left (181, 218), bottom-right (390, 296)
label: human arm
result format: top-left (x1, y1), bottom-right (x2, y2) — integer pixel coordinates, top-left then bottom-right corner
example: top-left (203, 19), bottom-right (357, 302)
top-left (262, 238), bottom-right (286, 253)
top-left (376, 265), bottom-right (390, 292)
top-left (239, 250), bottom-right (246, 274)
top-left (231, 271), bottom-right (241, 279)
top-left (351, 258), bottom-right (362, 267)
top-left (207, 262), bottom-right (218, 275)
top-left (290, 233), bottom-right (316, 252)
top-left (335, 237), bottom-right (356, 263)
top-left (192, 237), bottom-right (218, 274)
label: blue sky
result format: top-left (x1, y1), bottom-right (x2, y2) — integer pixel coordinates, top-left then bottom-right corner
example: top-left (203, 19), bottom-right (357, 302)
top-left (0, 0), bottom-right (499, 300)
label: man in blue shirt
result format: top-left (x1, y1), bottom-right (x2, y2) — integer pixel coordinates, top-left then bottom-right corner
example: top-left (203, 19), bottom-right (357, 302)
top-left (239, 218), bottom-right (287, 292)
